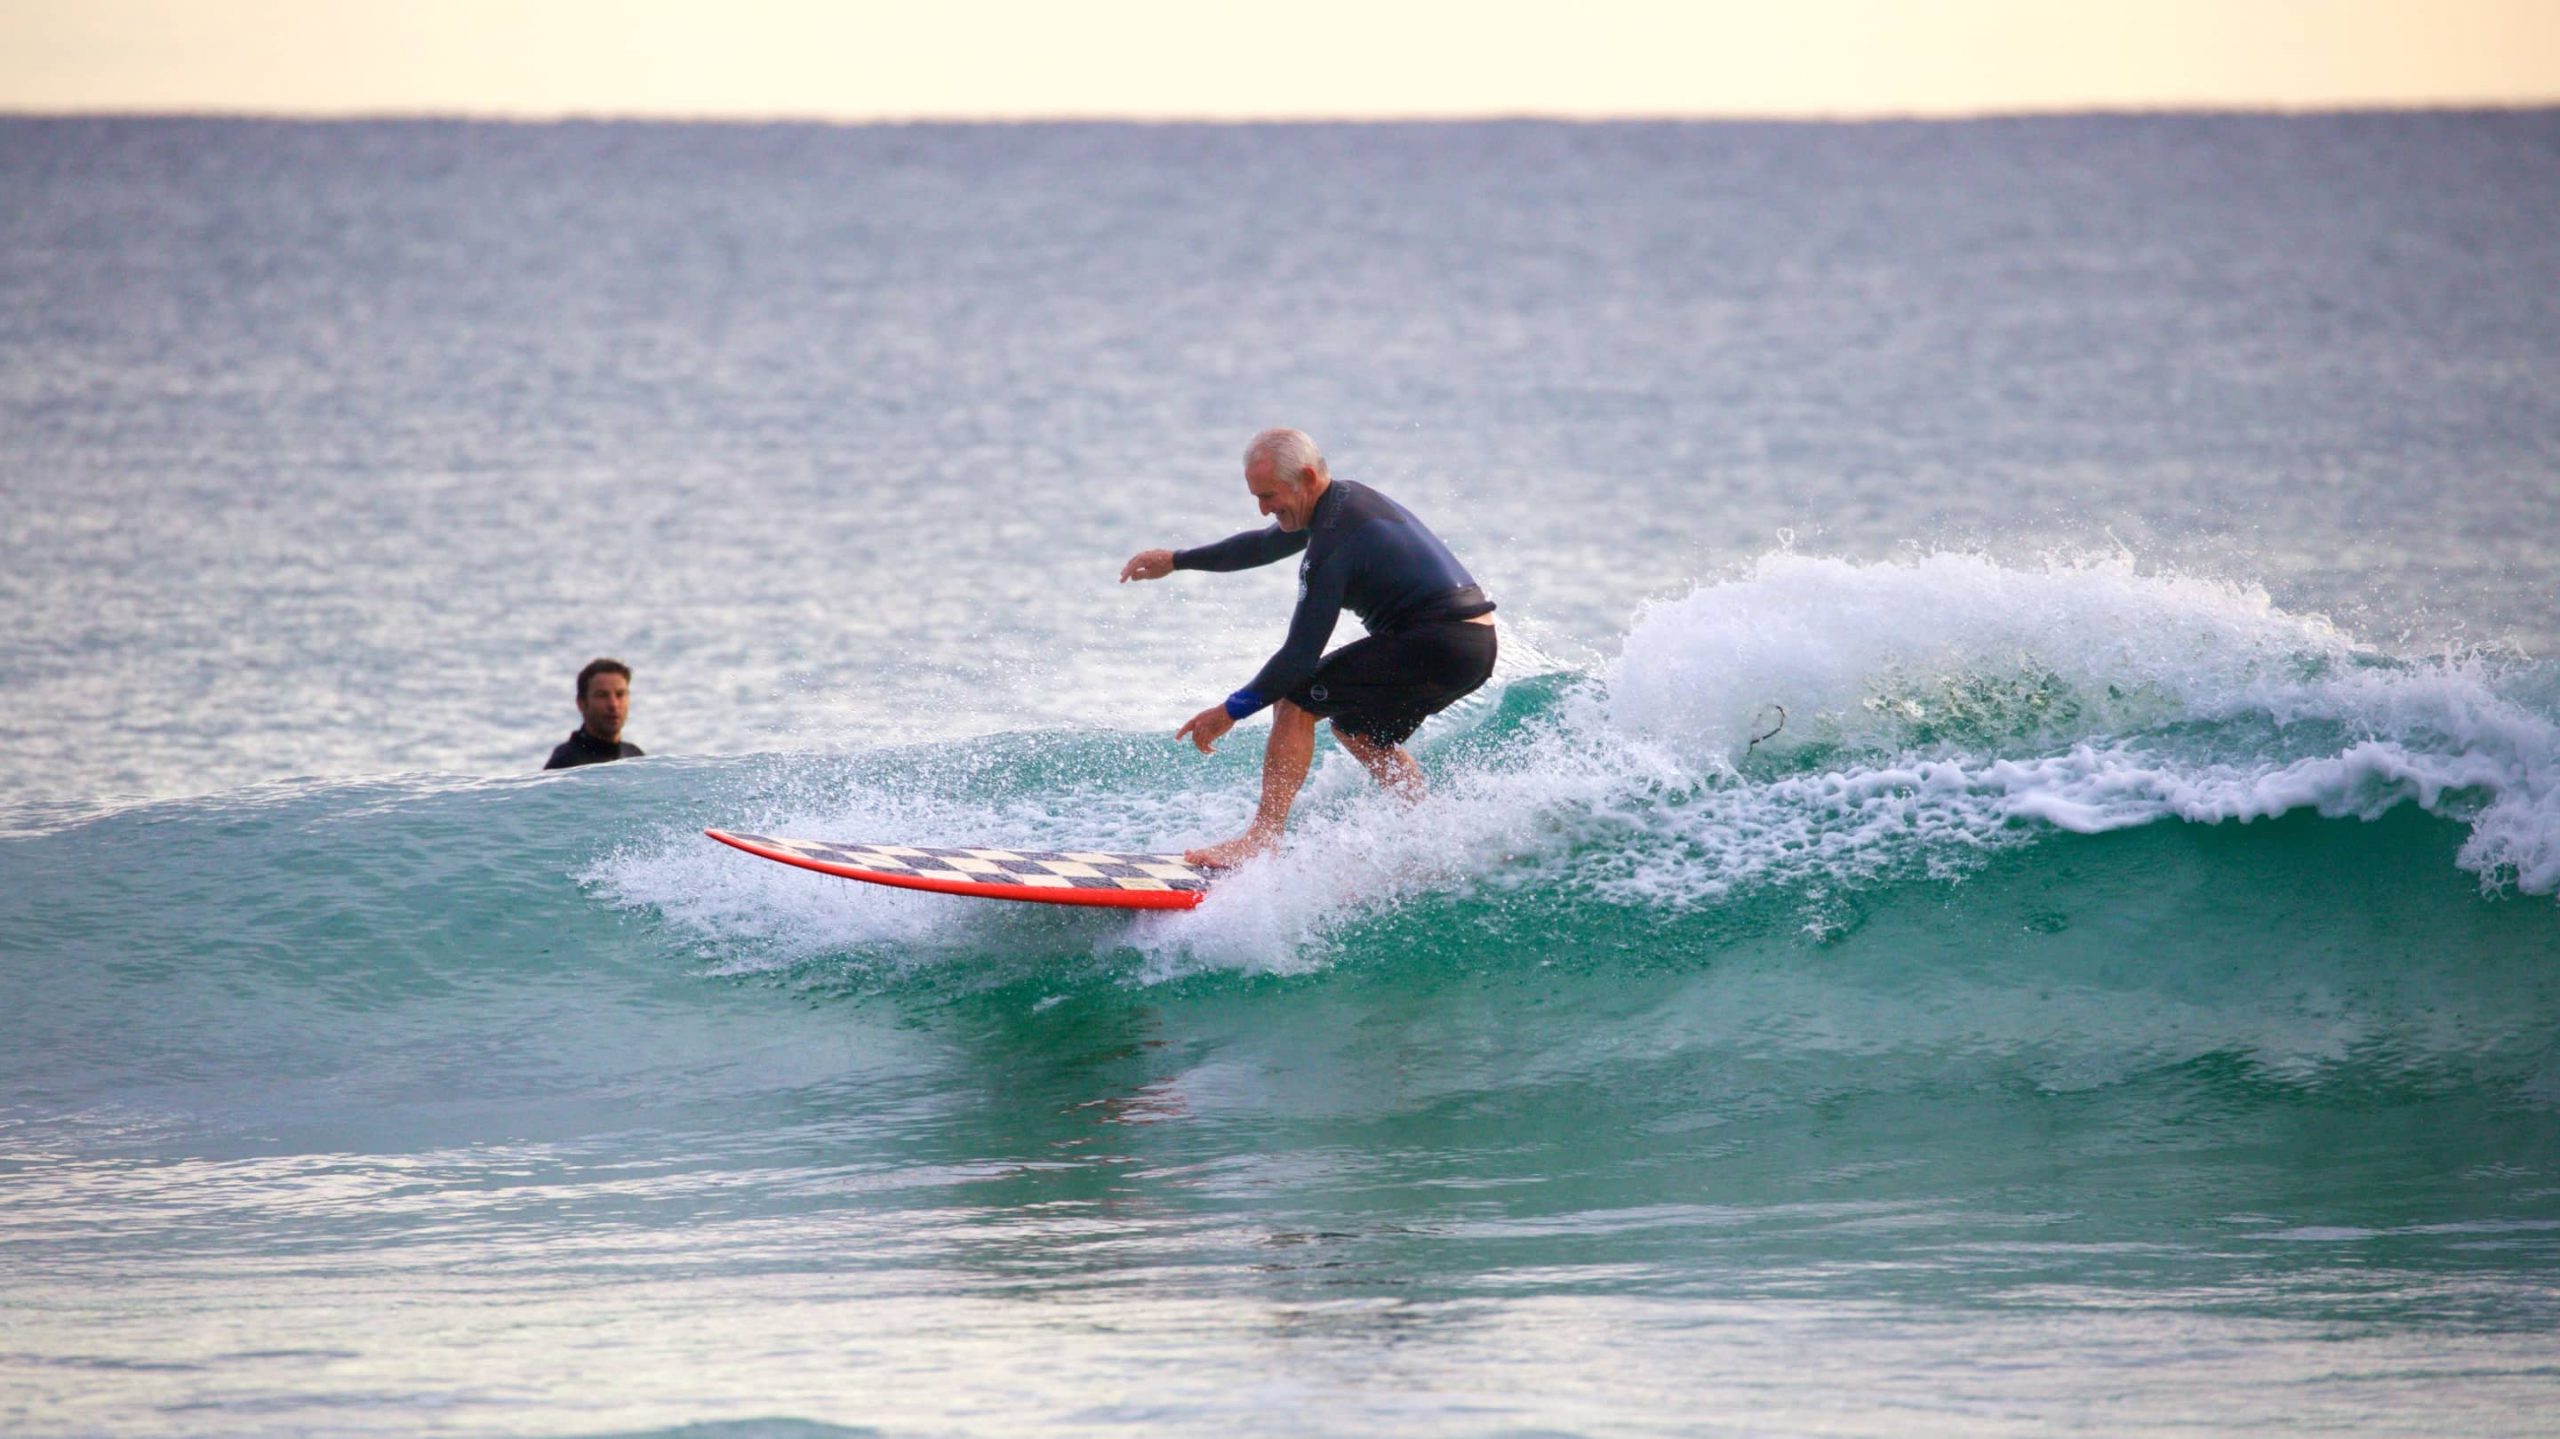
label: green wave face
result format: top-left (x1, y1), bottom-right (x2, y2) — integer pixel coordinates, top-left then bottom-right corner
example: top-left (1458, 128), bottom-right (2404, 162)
top-left (5, 752), bottom-right (2555, 1317)
top-left (5, 554), bottom-right (2556, 1345)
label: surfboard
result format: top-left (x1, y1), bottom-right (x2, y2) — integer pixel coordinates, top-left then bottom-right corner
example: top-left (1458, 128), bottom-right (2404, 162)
top-left (704, 829), bottom-right (1213, 910)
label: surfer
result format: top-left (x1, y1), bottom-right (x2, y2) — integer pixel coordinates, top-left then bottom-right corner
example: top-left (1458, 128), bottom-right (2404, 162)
top-left (543, 658), bottom-right (646, 770)
top-left (1120, 428), bottom-right (1496, 868)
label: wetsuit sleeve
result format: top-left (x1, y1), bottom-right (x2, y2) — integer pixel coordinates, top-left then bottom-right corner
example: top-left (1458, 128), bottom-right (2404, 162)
top-left (1223, 548), bottom-right (1351, 720)
top-left (1173, 525), bottom-right (1309, 573)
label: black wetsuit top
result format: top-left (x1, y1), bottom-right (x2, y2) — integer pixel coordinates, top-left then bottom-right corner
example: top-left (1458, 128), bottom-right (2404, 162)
top-left (1173, 479), bottom-right (1493, 719)
top-left (544, 730), bottom-right (644, 770)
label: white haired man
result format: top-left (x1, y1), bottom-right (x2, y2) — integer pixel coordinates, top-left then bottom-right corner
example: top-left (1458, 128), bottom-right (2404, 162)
top-left (1120, 428), bottom-right (1498, 868)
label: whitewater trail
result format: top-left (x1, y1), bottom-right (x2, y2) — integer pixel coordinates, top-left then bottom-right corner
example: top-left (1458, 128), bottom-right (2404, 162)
top-left (600, 551), bottom-right (2560, 980)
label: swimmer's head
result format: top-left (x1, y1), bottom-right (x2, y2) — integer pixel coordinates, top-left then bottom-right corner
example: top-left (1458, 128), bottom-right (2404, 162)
top-left (574, 658), bottom-right (631, 744)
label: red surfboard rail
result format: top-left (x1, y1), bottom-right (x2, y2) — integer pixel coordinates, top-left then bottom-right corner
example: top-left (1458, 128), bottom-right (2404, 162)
top-left (705, 828), bottom-right (1211, 910)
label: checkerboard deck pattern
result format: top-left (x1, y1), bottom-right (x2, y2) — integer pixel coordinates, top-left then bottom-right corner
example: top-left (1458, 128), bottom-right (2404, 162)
top-left (720, 832), bottom-right (1211, 894)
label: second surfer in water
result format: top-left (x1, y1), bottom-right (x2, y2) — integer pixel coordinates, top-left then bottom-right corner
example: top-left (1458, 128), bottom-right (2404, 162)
top-left (1119, 428), bottom-right (1498, 869)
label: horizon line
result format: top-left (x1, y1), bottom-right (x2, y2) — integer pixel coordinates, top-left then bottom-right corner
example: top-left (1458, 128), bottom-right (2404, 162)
top-left (8, 98), bottom-right (2557, 127)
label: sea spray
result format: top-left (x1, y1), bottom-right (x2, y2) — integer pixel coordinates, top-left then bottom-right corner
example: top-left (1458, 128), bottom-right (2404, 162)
top-left (1608, 550), bottom-right (2356, 764)
top-left (605, 551), bottom-right (2560, 986)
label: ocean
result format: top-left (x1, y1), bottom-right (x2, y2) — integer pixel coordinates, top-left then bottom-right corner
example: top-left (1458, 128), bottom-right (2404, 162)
top-left (2, 113), bottom-right (2557, 1436)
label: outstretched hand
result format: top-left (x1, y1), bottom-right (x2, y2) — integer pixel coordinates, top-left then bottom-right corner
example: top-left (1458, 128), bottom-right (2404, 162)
top-left (1176, 705), bottom-right (1235, 754)
top-left (1120, 549), bottom-right (1175, 583)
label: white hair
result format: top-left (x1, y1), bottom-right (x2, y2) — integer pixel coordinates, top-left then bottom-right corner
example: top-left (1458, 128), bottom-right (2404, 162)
top-left (1243, 428), bottom-right (1328, 488)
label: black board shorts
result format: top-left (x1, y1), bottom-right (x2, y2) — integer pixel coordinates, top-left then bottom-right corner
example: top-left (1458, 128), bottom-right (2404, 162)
top-left (1287, 619), bottom-right (1498, 747)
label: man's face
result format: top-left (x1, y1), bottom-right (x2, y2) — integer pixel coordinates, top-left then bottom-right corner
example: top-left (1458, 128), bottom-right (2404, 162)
top-left (1247, 455), bottom-right (1318, 531)
top-left (578, 672), bottom-right (630, 742)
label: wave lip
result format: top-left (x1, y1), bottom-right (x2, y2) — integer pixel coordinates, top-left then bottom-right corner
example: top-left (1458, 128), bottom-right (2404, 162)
top-left (1609, 550), bottom-right (2362, 764)
top-left (1589, 550), bottom-right (2560, 899)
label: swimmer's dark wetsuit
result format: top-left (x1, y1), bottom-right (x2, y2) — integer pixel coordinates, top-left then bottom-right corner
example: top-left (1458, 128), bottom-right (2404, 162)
top-left (1174, 479), bottom-right (1497, 746)
top-left (544, 730), bottom-right (644, 770)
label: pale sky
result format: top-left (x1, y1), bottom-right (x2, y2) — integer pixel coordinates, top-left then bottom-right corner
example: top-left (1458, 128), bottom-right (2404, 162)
top-left (3, 0), bottom-right (2555, 120)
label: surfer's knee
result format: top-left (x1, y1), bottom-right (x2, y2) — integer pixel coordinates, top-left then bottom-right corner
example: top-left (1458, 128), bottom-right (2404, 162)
top-left (1329, 723), bottom-right (1391, 761)
top-left (1332, 726), bottom-right (1420, 790)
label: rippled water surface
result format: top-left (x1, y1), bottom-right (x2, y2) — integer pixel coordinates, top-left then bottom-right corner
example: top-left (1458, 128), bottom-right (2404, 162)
top-left (3, 114), bottom-right (2558, 1437)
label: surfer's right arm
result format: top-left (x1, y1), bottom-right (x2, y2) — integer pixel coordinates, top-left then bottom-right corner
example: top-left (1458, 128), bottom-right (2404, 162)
top-left (1121, 526), bottom-right (1308, 581)
top-left (1174, 525), bottom-right (1311, 573)
top-left (1119, 549), bottom-right (1175, 582)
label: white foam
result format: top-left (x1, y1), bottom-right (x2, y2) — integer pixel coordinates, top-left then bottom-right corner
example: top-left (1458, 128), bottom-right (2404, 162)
top-left (1611, 549), bottom-right (2359, 765)
top-left (596, 746), bottom-right (1257, 974)
top-left (607, 550), bottom-right (2560, 979)
top-left (1443, 551), bottom-right (2560, 911)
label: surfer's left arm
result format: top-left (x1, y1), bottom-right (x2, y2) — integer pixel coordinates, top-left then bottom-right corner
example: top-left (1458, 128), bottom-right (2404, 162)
top-left (1199, 552), bottom-right (1348, 730)
top-left (1175, 554), bottom-right (1348, 753)
top-left (1176, 703), bottom-right (1234, 753)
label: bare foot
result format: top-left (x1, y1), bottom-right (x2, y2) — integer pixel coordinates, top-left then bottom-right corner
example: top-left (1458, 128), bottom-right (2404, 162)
top-left (1184, 831), bottom-right (1279, 870)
